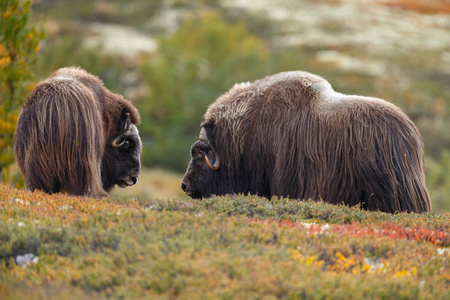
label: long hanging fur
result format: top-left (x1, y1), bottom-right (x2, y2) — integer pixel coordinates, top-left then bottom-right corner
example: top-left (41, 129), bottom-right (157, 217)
top-left (201, 71), bottom-right (431, 213)
top-left (14, 67), bottom-right (140, 197)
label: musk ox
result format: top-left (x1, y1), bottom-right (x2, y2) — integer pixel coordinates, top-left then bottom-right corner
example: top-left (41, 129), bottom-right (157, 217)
top-left (181, 71), bottom-right (431, 213)
top-left (14, 67), bottom-right (142, 197)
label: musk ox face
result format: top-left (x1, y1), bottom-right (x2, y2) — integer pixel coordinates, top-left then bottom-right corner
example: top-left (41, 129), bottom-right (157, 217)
top-left (181, 127), bottom-right (224, 199)
top-left (102, 112), bottom-right (142, 192)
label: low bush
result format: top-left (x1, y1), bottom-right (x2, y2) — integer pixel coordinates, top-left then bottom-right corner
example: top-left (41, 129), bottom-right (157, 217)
top-left (0, 183), bottom-right (448, 299)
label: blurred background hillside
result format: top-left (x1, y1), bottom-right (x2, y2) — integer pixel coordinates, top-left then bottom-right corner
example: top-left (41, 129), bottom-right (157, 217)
top-left (2, 0), bottom-right (449, 212)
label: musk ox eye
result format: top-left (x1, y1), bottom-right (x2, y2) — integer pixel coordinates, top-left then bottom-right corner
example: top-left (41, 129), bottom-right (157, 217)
top-left (113, 138), bottom-right (132, 149)
top-left (121, 139), bottom-right (131, 149)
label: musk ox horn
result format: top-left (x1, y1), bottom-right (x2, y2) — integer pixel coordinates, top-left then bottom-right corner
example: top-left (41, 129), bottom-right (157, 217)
top-left (205, 154), bottom-right (221, 171)
top-left (111, 136), bottom-right (125, 148)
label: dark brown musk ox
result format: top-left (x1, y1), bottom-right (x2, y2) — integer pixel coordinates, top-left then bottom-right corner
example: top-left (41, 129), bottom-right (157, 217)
top-left (13, 67), bottom-right (142, 197)
top-left (181, 71), bottom-right (432, 213)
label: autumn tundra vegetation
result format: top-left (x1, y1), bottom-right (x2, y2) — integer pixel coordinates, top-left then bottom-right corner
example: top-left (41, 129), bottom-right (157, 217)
top-left (0, 0), bottom-right (449, 299)
top-left (0, 184), bottom-right (448, 299)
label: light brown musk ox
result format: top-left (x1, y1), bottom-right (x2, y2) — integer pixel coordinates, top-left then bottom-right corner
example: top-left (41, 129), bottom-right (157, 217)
top-left (14, 67), bottom-right (142, 197)
top-left (181, 71), bottom-right (431, 213)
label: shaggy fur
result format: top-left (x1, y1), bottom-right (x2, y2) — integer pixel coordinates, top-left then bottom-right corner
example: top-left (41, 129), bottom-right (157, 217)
top-left (182, 71), bottom-right (431, 213)
top-left (14, 67), bottom-right (141, 197)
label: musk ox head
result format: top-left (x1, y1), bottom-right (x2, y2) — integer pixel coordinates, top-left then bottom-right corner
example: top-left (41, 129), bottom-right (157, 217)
top-left (181, 125), bottom-right (224, 199)
top-left (14, 67), bottom-right (141, 197)
top-left (181, 71), bottom-right (431, 213)
top-left (102, 112), bottom-right (142, 192)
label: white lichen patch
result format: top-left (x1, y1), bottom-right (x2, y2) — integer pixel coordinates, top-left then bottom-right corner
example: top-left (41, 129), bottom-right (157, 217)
top-left (16, 254), bottom-right (39, 268)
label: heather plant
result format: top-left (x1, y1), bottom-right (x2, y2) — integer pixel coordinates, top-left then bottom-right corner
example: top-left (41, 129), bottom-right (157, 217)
top-left (0, 183), bottom-right (448, 299)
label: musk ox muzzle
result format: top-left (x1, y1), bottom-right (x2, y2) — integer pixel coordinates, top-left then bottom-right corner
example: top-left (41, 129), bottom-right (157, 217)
top-left (14, 67), bottom-right (142, 197)
top-left (181, 71), bottom-right (431, 214)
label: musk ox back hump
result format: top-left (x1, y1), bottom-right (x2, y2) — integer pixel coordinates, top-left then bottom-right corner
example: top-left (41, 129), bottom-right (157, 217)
top-left (199, 71), bottom-right (431, 213)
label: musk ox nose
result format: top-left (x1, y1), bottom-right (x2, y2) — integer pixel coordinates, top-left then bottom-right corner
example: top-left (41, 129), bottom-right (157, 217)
top-left (131, 176), bottom-right (138, 185)
top-left (180, 181), bottom-right (201, 198)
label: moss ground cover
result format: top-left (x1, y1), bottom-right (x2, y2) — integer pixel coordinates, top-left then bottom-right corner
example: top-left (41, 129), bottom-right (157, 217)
top-left (0, 183), bottom-right (448, 299)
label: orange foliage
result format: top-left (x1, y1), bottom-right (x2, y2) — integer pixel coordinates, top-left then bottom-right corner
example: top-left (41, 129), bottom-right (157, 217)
top-left (331, 222), bottom-right (449, 246)
top-left (248, 217), bottom-right (449, 246)
top-left (380, 0), bottom-right (450, 14)
top-left (0, 183), bottom-right (143, 223)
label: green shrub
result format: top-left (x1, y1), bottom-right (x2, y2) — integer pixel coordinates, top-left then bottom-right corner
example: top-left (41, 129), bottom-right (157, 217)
top-left (0, 0), bottom-right (45, 182)
top-left (426, 150), bottom-right (450, 213)
top-left (138, 11), bottom-right (272, 171)
top-left (35, 35), bottom-right (126, 95)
